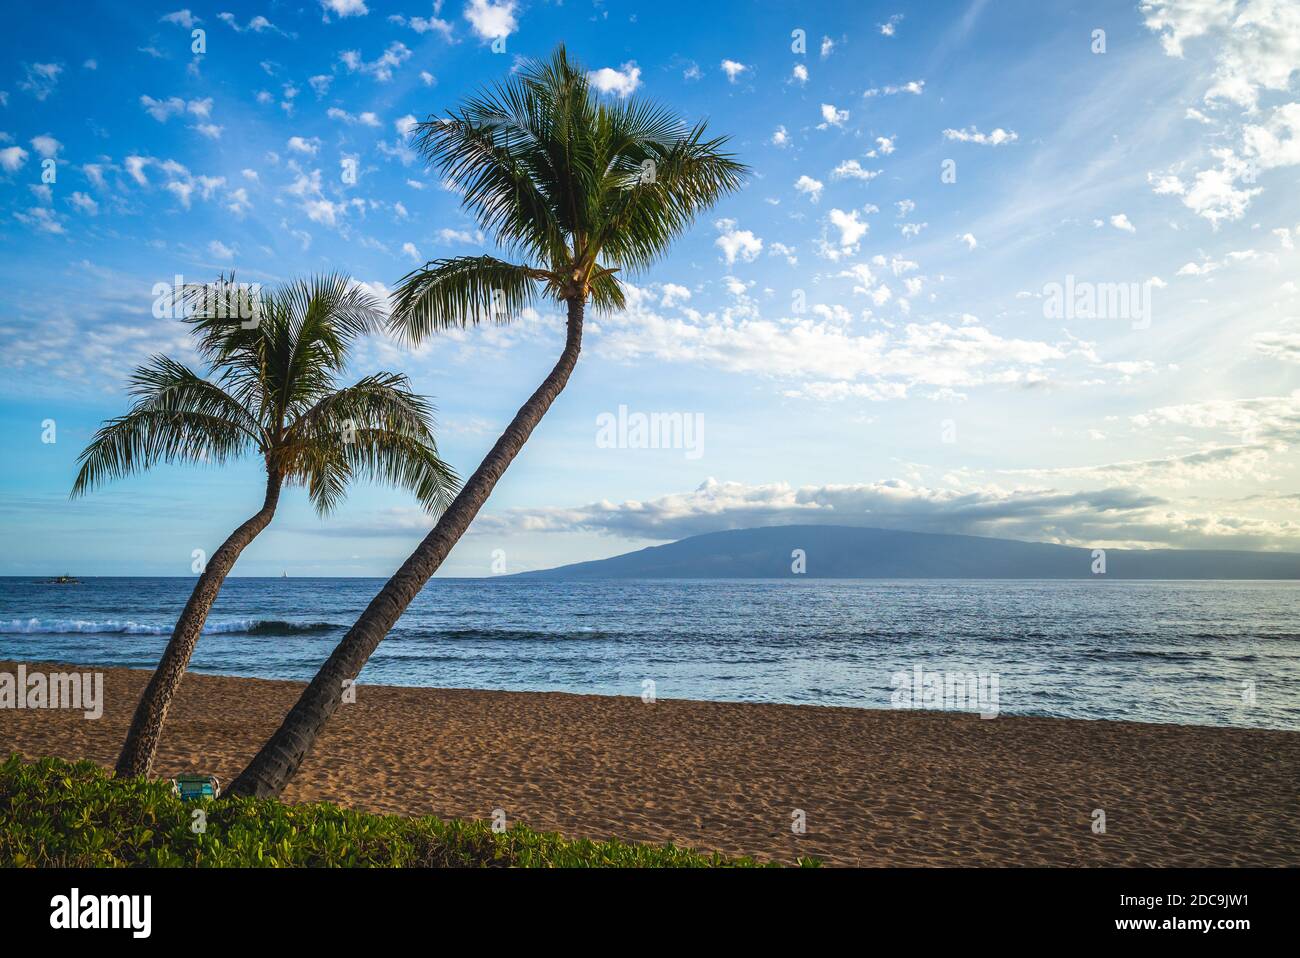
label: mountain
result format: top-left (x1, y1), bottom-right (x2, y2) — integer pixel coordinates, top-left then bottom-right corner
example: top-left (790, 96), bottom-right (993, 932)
top-left (512, 525), bottom-right (1300, 580)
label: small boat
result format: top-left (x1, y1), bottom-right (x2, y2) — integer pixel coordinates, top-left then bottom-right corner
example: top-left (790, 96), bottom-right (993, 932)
top-left (47, 575), bottom-right (81, 585)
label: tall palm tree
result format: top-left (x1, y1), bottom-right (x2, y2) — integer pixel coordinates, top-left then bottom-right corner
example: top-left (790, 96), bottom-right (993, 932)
top-left (74, 274), bottom-right (458, 779)
top-left (226, 45), bottom-right (746, 798)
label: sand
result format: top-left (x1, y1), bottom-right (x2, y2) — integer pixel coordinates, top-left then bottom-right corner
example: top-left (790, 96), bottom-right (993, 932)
top-left (2, 660), bottom-right (1297, 866)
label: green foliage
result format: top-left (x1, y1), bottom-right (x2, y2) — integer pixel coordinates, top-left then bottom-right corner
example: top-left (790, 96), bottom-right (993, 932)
top-left (0, 755), bottom-right (818, 868)
top-left (70, 274), bottom-right (459, 517)
top-left (391, 44), bottom-right (747, 340)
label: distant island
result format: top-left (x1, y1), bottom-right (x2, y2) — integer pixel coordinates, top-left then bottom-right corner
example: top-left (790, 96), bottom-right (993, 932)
top-left (513, 525), bottom-right (1300, 580)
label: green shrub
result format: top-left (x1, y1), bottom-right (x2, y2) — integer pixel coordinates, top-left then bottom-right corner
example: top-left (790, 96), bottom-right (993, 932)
top-left (0, 754), bottom-right (818, 868)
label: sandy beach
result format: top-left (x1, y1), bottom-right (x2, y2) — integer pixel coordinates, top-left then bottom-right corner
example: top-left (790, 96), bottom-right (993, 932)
top-left (3, 660), bottom-right (1297, 866)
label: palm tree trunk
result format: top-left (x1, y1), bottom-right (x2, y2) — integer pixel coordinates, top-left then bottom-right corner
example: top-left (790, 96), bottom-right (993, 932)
top-left (114, 469), bottom-right (283, 779)
top-left (226, 298), bottom-right (586, 798)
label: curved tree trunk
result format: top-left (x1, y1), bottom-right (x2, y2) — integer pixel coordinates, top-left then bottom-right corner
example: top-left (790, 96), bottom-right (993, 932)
top-left (114, 469), bottom-right (283, 779)
top-left (226, 298), bottom-right (586, 798)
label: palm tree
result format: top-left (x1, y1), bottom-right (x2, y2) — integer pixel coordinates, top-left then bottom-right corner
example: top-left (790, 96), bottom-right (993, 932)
top-left (226, 45), bottom-right (746, 798)
top-left (74, 274), bottom-right (458, 780)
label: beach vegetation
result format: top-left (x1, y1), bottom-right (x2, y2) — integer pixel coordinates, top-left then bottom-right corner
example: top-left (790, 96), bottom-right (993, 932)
top-left (0, 755), bottom-right (817, 868)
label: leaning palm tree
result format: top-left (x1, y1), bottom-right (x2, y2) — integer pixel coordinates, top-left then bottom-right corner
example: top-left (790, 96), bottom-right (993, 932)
top-left (226, 45), bottom-right (746, 798)
top-left (74, 274), bottom-right (458, 779)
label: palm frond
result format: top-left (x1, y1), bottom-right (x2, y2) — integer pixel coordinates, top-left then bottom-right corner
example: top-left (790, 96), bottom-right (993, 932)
top-left (71, 356), bottom-right (263, 496)
top-left (406, 44), bottom-right (747, 316)
top-left (588, 267), bottom-right (626, 312)
top-left (73, 274), bottom-right (449, 526)
top-left (282, 373), bottom-right (460, 515)
top-left (389, 255), bottom-right (548, 342)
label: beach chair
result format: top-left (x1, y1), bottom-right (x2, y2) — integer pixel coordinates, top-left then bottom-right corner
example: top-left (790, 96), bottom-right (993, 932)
top-left (171, 774), bottom-right (221, 801)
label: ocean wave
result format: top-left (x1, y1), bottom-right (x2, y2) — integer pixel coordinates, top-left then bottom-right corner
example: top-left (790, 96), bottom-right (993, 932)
top-left (393, 627), bottom-right (616, 642)
top-left (0, 618), bottom-right (339, 636)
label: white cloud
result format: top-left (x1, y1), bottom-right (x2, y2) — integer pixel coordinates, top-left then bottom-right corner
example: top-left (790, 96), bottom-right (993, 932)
top-left (303, 198), bottom-right (344, 226)
top-left (588, 62), bottom-right (641, 98)
top-left (794, 174), bottom-right (824, 202)
top-left (791, 63), bottom-right (808, 85)
top-left (590, 284), bottom-right (1080, 399)
top-left (1180, 151), bottom-right (1263, 226)
top-left (208, 239), bottom-right (235, 260)
top-left (769, 242), bottom-right (798, 266)
top-left (1110, 213), bottom-right (1137, 233)
top-left (340, 42), bottom-right (412, 82)
top-left (1142, 1), bottom-right (1300, 222)
top-left (328, 108), bottom-right (381, 127)
top-left (19, 62), bottom-right (63, 101)
top-left (1140, 0), bottom-right (1228, 57)
top-left (661, 283), bottom-right (692, 308)
top-left (67, 191), bottom-right (98, 215)
top-left (832, 160), bottom-right (880, 181)
top-left (959, 232), bottom-right (978, 250)
top-left (1242, 102), bottom-right (1300, 170)
top-left (863, 80), bottom-right (925, 97)
top-left (160, 10), bottom-right (201, 28)
top-left (14, 206), bottom-right (65, 234)
top-left (771, 126), bottom-right (789, 147)
top-left (720, 59), bottom-right (748, 83)
top-left (321, 0), bottom-right (369, 19)
top-left (0, 146), bottom-right (29, 172)
top-left (124, 156), bottom-right (150, 185)
top-left (437, 227), bottom-right (481, 244)
top-left (219, 12), bottom-right (279, 33)
top-left (464, 0), bottom-right (517, 41)
top-left (943, 126), bottom-right (1018, 146)
top-left (714, 218), bottom-right (763, 265)
top-left (818, 103), bottom-right (849, 129)
top-left (1255, 332), bottom-right (1300, 364)
top-left (827, 208), bottom-right (868, 253)
top-left (395, 114), bottom-right (419, 137)
top-left (470, 475), bottom-right (1298, 551)
top-left (1148, 172), bottom-right (1186, 195)
top-left (392, 10), bottom-right (455, 40)
top-left (226, 187), bottom-right (251, 216)
top-left (30, 134), bottom-right (61, 158)
top-left (287, 136), bottom-right (321, 155)
top-left (140, 95), bottom-right (212, 122)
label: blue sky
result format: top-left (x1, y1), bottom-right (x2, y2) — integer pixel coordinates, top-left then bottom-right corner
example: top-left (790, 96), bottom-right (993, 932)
top-left (0, 0), bottom-right (1298, 576)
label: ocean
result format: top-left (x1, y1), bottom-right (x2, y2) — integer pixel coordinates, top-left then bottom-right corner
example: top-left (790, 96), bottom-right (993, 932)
top-left (1, 576), bottom-right (1297, 730)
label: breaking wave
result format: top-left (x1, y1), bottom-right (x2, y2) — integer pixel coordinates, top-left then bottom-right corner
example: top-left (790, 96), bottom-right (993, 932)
top-left (0, 618), bottom-right (340, 636)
